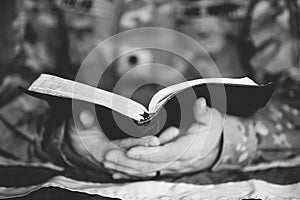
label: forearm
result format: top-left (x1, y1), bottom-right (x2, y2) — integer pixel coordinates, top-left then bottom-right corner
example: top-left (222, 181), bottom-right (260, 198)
top-left (212, 100), bottom-right (300, 171)
top-left (193, 136), bottom-right (222, 172)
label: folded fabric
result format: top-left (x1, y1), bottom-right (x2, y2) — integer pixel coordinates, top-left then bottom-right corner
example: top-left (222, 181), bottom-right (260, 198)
top-left (1, 175), bottom-right (300, 199)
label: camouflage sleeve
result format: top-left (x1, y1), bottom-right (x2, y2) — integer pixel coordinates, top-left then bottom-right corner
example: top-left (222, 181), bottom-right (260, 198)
top-left (0, 94), bottom-right (48, 163)
top-left (212, 80), bottom-right (300, 171)
top-left (0, 92), bottom-right (72, 167)
top-left (0, 92), bottom-right (99, 170)
top-left (211, 115), bottom-right (258, 171)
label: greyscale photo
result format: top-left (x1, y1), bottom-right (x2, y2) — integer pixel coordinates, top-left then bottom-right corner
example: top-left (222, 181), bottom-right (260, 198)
top-left (0, 0), bottom-right (299, 199)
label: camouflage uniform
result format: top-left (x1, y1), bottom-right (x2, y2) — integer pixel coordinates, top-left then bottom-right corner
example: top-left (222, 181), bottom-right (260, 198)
top-left (0, 0), bottom-right (299, 181)
top-left (213, 76), bottom-right (300, 171)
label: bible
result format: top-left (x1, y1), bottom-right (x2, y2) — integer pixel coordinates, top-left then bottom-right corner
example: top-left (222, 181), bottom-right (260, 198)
top-left (21, 74), bottom-right (275, 139)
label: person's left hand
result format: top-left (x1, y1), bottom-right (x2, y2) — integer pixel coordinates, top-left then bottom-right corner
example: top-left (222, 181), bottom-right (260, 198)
top-left (103, 98), bottom-right (224, 179)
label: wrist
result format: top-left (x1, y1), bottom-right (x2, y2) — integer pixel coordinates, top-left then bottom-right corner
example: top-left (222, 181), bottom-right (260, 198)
top-left (187, 132), bottom-right (223, 172)
top-left (201, 131), bottom-right (223, 171)
top-left (211, 116), bottom-right (258, 171)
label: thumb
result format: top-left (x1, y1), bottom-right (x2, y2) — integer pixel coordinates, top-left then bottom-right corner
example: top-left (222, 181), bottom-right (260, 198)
top-left (191, 98), bottom-right (224, 159)
top-left (193, 98), bottom-right (212, 124)
top-left (158, 127), bottom-right (180, 145)
top-left (113, 136), bottom-right (160, 150)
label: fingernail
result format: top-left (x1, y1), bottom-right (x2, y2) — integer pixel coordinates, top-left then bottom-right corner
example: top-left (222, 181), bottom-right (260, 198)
top-left (127, 150), bottom-right (140, 159)
top-left (79, 109), bottom-right (94, 128)
top-left (112, 173), bottom-right (124, 179)
top-left (198, 98), bottom-right (207, 111)
top-left (146, 137), bottom-right (160, 147)
top-left (104, 162), bottom-right (115, 169)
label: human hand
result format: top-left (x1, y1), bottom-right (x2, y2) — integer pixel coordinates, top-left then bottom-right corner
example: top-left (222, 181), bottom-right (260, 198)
top-left (103, 98), bottom-right (224, 178)
top-left (68, 110), bottom-right (161, 164)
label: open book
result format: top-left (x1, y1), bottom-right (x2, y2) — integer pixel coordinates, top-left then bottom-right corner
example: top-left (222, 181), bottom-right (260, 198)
top-left (21, 74), bottom-right (275, 139)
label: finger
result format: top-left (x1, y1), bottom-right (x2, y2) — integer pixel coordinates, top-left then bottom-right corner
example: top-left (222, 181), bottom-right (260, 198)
top-left (79, 109), bottom-right (95, 129)
top-left (158, 127), bottom-right (180, 145)
top-left (112, 172), bottom-right (149, 180)
top-left (125, 127), bottom-right (181, 163)
top-left (113, 136), bottom-right (160, 150)
top-left (112, 173), bottom-right (132, 180)
top-left (127, 139), bottom-right (188, 163)
top-left (104, 162), bottom-right (143, 176)
top-left (110, 168), bottom-right (155, 179)
top-left (158, 160), bottom-right (197, 174)
top-left (110, 160), bottom-right (196, 176)
top-left (110, 158), bottom-right (203, 176)
top-left (127, 118), bottom-right (222, 163)
top-left (193, 98), bottom-right (211, 124)
top-left (105, 149), bottom-right (166, 173)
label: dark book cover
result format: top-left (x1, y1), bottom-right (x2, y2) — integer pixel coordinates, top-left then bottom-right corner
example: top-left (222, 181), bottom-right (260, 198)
top-left (20, 82), bottom-right (275, 140)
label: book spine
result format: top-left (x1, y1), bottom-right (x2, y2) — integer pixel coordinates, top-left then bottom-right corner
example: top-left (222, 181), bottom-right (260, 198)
top-left (134, 112), bottom-right (153, 126)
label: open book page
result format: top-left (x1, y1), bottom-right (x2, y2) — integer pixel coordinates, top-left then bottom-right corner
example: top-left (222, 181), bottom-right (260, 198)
top-left (148, 77), bottom-right (258, 113)
top-left (29, 74), bottom-right (148, 121)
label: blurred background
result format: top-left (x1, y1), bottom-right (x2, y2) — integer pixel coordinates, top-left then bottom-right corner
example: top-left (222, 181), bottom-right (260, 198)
top-left (0, 0), bottom-right (299, 107)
